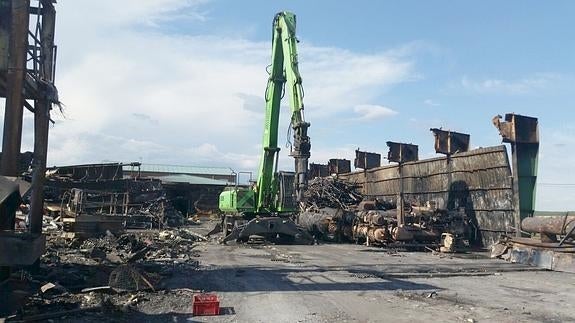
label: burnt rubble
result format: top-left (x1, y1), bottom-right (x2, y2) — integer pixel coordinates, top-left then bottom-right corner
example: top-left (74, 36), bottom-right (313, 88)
top-left (299, 177), bottom-right (475, 251)
top-left (42, 164), bottom-right (192, 237)
top-left (2, 227), bottom-right (208, 321)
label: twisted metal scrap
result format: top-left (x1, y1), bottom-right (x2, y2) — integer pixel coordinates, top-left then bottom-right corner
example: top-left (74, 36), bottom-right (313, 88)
top-left (302, 177), bottom-right (362, 211)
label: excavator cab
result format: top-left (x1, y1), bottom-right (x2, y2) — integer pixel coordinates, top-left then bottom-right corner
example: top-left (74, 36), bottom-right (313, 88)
top-left (218, 171), bottom-right (311, 243)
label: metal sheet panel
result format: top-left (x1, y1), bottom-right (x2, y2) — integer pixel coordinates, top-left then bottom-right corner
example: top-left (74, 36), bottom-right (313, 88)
top-left (328, 159), bottom-right (351, 175)
top-left (386, 142), bottom-right (418, 164)
top-left (309, 163), bottom-right (329, 178)
top-left (354, 150), bottom-right (381, 170)
top-left (430, 128), bottom-right (470, 155)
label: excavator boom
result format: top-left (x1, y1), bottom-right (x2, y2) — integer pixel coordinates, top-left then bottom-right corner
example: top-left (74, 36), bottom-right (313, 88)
top-left (256, 11), bottom-right (310, 212)
top-left (218, 11), bottom-right (311, 244)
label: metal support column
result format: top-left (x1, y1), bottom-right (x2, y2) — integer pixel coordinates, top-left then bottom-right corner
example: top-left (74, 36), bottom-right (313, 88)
top-left (386, 141), bottom-right (419, 226)
top-left (1, 0), bottom-right (30, 177)
top-left (29, 0), bottom-right (55, 234)
top-left (493, 114), bottom-right (539, 237)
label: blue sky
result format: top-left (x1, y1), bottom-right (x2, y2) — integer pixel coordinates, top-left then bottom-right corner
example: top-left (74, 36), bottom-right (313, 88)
top-left (2, 0), bottom-right (573, 210)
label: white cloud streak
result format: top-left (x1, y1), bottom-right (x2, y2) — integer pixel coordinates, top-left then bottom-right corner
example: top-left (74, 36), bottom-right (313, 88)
top-left (353, 104), bottom-right (399, 121)
top-left (424, 99), bottom-right (440, 107)
top-left (460, 74), bottom-right (559, 95)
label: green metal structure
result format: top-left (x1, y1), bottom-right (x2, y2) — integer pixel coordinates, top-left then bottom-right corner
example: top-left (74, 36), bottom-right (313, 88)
top-left (493, 114), bottom-right (539, 237)
top-left (218, 12), bottom-right (311, 243)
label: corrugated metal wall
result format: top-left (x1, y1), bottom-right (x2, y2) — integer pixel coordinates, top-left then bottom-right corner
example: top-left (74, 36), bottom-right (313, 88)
top-left (338, 145), bottom-right (514, 246)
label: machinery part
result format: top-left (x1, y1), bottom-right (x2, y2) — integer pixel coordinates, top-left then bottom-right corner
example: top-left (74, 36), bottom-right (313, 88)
top-left (440, 233), bottom-right (455, 253)
top-left (391, 226), bottom-right (414, 241)
top-left (392, 226), bottom-right (441, 242)
top-left (353, 225), bottom-right (388, 244)
top-left (359, 210), bottom-right (393, 226)
top-left (222, 216), bottom-right (313, 244)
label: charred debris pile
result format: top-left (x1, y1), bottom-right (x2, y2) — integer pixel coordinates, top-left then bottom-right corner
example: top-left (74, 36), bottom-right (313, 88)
top-left (299, 177), bottom-right (476, 251)
top-left (2, 162), bottom-right (219, 320)
top-left (2, 228), bottom-right (207, 321)
top-left (40, 163), bottom-right (211, 238)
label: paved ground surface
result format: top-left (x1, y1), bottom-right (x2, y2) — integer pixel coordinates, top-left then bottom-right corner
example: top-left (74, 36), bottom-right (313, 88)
top-left (135, 241), bottom-right (574, 323)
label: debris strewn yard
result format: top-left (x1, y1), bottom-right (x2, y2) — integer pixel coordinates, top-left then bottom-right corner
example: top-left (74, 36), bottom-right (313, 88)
top-left (1, 2), bottom-right (574, 323)
top-left (0, 220), bottom-right (573, 322)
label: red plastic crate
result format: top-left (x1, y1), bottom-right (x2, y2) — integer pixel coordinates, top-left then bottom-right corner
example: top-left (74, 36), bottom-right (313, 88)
top-left (193, 293), bottom-right (220, 316)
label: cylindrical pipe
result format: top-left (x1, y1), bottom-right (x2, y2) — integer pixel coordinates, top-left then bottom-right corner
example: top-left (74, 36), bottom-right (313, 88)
top-left (392, 226), bottom-right (441, 242)
top-left (521, 216), bottom-right (575, 236)
top-left (359, 210), bottom-right (393, 226)
top-left (392, 226), bottom-right (414, 241)
top-left (353, 225), bottom-right (388, 243)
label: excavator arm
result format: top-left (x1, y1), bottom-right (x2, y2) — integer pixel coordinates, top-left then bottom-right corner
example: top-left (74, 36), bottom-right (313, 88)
top-left (256, 11), bottom-right (311, 212)
top-left (218, 12), bottom-right (312, 244)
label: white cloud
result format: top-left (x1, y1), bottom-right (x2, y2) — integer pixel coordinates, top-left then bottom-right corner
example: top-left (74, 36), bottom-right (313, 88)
top-left (460, 74), bottom-right (559, 95)
top-left (301, 46), bottom-right (415, 116)
top-left (353, 104), bottom-right (399, 121)
top-left (57, 0), bottom-right (209, 28)
top-left (424, 99), bottom-right (440, 107)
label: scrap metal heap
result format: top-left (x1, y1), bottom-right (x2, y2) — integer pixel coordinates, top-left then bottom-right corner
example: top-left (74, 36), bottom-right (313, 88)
top-left (299, 177), bottom-right (474, 251)
top-left (44, 168), bottom-right (189, 237)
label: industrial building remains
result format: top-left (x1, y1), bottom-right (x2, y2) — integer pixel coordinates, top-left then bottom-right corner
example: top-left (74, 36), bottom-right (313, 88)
top-left (0, 3), bottom-right (573, 322)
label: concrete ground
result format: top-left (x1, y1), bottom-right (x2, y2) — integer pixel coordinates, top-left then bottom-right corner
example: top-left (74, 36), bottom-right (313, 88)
top-left (138, 242), bottom-right (575, 323)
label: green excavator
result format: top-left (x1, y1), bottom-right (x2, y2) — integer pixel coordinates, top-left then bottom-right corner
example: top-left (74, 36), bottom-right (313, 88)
top-left (218, 11), bottom-right (312, 243)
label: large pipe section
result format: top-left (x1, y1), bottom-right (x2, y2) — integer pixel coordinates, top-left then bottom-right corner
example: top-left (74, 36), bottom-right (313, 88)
top-left (521, 216), bottom-right (575, 237)
top-left (353, 225), bottom-right (388, 243)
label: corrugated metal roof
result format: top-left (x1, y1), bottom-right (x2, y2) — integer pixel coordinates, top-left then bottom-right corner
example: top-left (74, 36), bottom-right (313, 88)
top-left (158, 174), bottom-right (232, 186)
top-left (123, 164), bottom-right (234, 176)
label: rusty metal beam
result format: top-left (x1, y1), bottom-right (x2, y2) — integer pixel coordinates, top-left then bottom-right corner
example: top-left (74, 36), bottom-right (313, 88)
top-left (1, 0), bottom-right (30, 176)
top-left (29, 0), bottom-right (56, 235)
